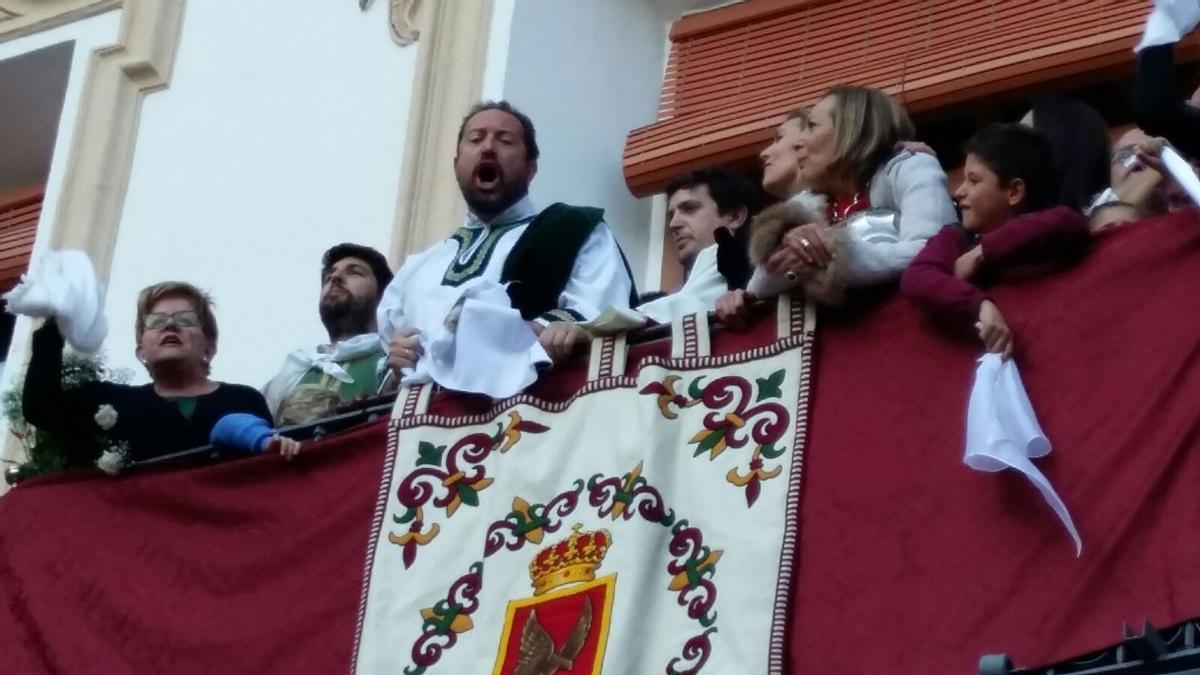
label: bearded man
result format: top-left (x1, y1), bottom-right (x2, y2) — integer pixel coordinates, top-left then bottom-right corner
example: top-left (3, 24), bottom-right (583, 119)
top-left (376, 101), bottom-right (636, 397)
top-left (263, 243), bottom-right (393, 424)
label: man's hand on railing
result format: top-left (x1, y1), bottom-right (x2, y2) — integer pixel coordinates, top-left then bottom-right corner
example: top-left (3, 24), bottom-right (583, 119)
top-left (535, 321), bottom-right (588, 363)
top-left (716, 289), bottom-right (753, 330)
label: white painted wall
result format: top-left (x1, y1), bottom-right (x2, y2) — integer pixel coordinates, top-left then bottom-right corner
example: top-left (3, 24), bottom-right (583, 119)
top-left (105, 0), bottom-right (417, 387)
top-left (0, 10), bottom-right (122, 471)
top-left (496, 0), bottom-right (671, 293)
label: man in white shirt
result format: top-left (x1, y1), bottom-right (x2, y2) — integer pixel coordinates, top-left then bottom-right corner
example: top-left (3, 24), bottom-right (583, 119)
top-left (377, 101), bottom-right (635, 397)
top-left (638, 168), bottom-right (757, 322)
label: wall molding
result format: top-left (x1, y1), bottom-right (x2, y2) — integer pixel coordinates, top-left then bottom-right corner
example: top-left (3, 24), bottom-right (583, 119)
top-left (359, 0), bottom-right (422, 47)
top-left (0, 0), bottom-right (186, 482)
top-left (388, 0), bottom-right (494, 262)
top-left (48, 0), bottom-right (186, 283)
top-left (0, 0), bottom-right (120, 43)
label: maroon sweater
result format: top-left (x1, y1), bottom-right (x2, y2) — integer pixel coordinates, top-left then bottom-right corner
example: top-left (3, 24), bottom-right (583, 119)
top-left (900, 206), bottom-right (1089, 324)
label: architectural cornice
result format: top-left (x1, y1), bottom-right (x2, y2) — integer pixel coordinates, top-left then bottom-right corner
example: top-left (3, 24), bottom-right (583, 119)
top-left (0, 0), bottom-right (120, 43)
top-left (49, 0), bottom-right (187, 283)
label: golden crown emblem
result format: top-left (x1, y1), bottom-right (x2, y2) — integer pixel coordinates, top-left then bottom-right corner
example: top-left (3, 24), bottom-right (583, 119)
top-left (528, 524), bottom-right (612, 596)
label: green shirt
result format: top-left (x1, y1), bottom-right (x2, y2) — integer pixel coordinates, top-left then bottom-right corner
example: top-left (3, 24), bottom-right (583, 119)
top-left (295, 353), bottom-right (380, 401)
top-left (276, 351), bottom-right (382, 425)
top-left (170, 397), bottom-right (198, 420)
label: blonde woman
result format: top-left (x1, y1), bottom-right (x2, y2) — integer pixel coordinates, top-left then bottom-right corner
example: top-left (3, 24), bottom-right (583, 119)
top-left (760, 85), bottom-right (954, 287)
top-left (719, 86), bottom-right (954, 324)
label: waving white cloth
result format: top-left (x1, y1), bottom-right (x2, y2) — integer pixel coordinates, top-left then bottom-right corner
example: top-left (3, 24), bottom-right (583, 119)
top-left (1137, 0), bottom-right (1200, 51)
top-left (4, 250), bottom-right (108, 353)
top-left (965, 353), bottom-right (1082, 556)
top-left (398, 278), bottom-right (550, 399)
top-left (262, 333), bottom-right (383, 416)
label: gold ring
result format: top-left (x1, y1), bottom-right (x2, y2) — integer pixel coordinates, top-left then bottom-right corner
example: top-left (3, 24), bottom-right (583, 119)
top-left (800, 238), bottom-right (813, 249)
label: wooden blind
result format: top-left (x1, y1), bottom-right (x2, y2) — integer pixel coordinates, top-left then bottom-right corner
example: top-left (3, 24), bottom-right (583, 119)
top-left (0, 186), bottom-right (43, 294)
top-left (624, 0), bottom-right (1163, 197)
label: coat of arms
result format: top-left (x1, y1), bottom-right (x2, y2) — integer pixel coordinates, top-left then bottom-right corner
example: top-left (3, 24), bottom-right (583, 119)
top-left (492, 524), bottom-right (615, 675)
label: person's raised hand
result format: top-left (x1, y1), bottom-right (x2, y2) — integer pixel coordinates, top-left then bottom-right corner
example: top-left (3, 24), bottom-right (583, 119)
top-left (976, 300), bottom-right (1014, 359)
top-left (386, 328), bottom-right (423, 374)
top-left (1114, 163), bottom-right (1164, 213)
top-left (1133, 137), bottom-right (1168, 175)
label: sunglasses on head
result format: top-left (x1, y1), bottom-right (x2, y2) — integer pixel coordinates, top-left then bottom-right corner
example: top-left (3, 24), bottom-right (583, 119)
top-left (143, 310), bottom-right (200, 330)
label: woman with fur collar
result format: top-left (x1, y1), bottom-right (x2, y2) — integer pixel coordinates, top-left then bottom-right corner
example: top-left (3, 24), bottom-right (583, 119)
top-left (718, 86), bottom-right (955, 322)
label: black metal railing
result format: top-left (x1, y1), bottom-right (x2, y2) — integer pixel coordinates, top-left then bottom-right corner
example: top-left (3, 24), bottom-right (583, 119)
top-left (981, 620), bottom-right (1200, 675)
top-left (4, 308), bottom-right (707, 485)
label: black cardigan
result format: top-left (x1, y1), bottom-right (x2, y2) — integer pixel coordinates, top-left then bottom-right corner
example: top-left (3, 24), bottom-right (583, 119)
top-left (22, 322), bottom-right (272, 464)
top-left (1134, 43), bottom-right (1200, 159)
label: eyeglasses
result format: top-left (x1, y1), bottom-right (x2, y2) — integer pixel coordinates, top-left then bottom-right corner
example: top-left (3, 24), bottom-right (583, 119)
top-left (143, 310), bottom-right (200, 330)
top-left (1112, 146), bottom-right (1137, 166)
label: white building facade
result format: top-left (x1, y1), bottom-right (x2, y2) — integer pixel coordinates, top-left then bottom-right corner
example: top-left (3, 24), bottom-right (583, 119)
top-left (0, 0), bottom-right (719, 471)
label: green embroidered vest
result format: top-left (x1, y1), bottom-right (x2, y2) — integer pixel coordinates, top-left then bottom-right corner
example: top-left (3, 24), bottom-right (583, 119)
top-left (501, 203), bottom-right (605, 320)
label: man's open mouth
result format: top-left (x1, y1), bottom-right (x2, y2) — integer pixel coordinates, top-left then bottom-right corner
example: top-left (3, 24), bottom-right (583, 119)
top-left (160, 335), bottom-right (182, 346)
top-left (474, 162), bottom-right (501, 190)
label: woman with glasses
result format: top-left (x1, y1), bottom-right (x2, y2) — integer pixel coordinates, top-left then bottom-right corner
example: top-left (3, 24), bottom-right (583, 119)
top-left (23, 281), bottom-right (278, 466)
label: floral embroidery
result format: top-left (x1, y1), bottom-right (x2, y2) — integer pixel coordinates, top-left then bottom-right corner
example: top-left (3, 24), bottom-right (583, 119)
top-left (640, 371), bottom-right (790, 507)
top-left (389, 413), bottom-right (550, 567)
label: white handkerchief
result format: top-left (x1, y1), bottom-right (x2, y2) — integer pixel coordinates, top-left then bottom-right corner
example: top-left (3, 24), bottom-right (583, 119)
top-left (4, 250), bottom-right (108, 353)
top-left (401, 279), bottom-right (549, 399)
top-left (1163, 145), bottom-right (1200, 206)
top-left (1137, 0), bottom-right (1200, 51)
top-left (965, 353), bottom-right (1082, 555)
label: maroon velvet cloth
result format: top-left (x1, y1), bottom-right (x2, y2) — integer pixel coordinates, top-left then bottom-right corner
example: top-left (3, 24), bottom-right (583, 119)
top-left (2, 211), bottom-right (1200, 673)
top-left (902, 206), bottom-right (1090, 324)
top-left (0, 421), bottom-right (387, 675)
top-left (791, 209), bottom-right (1200, 673)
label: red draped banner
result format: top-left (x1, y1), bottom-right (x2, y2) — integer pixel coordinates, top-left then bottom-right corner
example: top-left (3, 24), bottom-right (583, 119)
top-left (3, 210), bottom-right (1200, 674)
top-left (789, 209), bottom-right (1200, 673)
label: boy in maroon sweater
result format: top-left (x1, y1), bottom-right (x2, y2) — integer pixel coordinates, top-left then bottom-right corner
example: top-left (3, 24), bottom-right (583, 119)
top-left (901, 124), bottom-right (1089, 357)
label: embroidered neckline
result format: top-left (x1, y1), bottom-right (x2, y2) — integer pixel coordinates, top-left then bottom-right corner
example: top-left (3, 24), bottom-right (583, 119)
top-left (441, 219), bottom-right (529, 286)
top-left (827, 190), bottom-right (870, 224)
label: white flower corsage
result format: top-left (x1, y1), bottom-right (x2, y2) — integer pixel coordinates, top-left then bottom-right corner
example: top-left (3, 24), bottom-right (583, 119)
top-left (94, 404), bottom-right (118, 430)
top-left (95, 442), bottom-right (130, 476)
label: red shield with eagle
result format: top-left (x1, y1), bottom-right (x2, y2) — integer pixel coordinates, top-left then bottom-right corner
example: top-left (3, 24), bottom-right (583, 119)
top-left (492, 526), bottom-right (615, 675)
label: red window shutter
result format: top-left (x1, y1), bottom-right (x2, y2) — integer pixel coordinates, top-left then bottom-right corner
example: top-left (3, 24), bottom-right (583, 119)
top-left (0, 186), bottom-right (44, 294)
top-left (624, 0), bottom-right (1183, 197)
